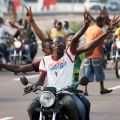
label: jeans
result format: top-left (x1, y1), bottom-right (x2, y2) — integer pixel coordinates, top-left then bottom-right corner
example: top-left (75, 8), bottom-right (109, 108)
top-left (83, 58), bottom-right (105, 82)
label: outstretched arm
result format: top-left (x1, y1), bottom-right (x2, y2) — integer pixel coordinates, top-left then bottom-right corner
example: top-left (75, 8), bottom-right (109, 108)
top-left (0, 60), bottom-right (40, 73)
top-left (76, 16), bottom-right (120, 55)
top-left (76, 30), bottom-right (111, 55)
top-left (8, 20), bottom-right (19, 29)
top-left (70, 10), bottom-right (91, 54)
top-left (35, 72), bottom-right (46, 86)
top-left (25, 6), bottom-right (46, 41)
top-left (24, 72), bottom-right (46, 94)
top-left (0, 64), bottom-right (34, 73)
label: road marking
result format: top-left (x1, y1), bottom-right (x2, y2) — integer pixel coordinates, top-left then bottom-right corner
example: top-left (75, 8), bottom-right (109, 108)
top-left (13, 74), bottom-right (39, 81)
top-left (0, 117), bottom-right (14, 120)
top-left (108, 85), bottom-right (120, 90)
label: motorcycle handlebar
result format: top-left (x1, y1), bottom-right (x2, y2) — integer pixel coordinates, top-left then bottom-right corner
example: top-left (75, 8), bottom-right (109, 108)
top-left (23, 85), bottom-right (43, 96)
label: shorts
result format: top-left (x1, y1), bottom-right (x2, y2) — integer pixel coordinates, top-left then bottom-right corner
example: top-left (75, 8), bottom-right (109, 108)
top-left (83, 58), bottom-right (105, 82)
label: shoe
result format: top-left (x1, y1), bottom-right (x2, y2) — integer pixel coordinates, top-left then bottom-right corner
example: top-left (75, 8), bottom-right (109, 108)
top-left (100, 89), bottom-right (113, 94)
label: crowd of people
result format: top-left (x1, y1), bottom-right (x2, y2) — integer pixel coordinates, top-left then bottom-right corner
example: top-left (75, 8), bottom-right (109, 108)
top-left (0, 5), bottom-right (120, 120)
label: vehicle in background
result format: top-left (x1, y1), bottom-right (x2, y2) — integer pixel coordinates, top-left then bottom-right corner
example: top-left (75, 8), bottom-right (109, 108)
top-left (84, 0), bottom-right (104, 12)
top-left (106, 0), bottom-right (120, 12)
top-left (9, 38), bottom-right (32, 66)
top-left (114, 41), bottom-right (120, 78)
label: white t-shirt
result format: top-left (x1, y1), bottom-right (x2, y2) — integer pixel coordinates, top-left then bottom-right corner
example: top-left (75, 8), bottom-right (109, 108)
top-left (39, 48), bottom-right (75, 91)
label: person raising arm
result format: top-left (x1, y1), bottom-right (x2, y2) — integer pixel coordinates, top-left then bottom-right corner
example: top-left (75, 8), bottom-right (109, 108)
top-left (0, 39), bottom-right (53, 73)
top-left (25, 6), bottom-right (46, 41)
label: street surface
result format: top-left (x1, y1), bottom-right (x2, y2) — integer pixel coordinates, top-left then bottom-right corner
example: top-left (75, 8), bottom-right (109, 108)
top-left (0, 68), bottom-right (120, 120)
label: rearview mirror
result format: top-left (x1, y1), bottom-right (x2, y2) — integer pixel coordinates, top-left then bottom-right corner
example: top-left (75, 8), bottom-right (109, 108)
top-left (79, 76), bottom-right (89, 86)
top-left (20, 76), bottom-right (28, 86)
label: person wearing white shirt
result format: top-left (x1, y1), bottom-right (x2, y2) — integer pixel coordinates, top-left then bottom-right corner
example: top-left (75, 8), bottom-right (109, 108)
top-left (64, 21), bottom-right (74, 35)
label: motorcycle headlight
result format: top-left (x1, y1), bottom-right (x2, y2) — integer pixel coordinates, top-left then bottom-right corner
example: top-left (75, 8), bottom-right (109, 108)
top-left (39, 91), bottom-right (55, 107)
top-left (116, 41), bottom-right (120, 49)
top-left (14, 41), bottom-right (22, 48)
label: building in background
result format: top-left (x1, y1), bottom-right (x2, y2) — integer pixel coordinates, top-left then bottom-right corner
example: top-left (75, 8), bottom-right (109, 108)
top-left (22, 0), bottom-right (85, 13)
top-left (42, 0), bottom-right (57, 11)
top-left (1, 0), bottom-right (118, 14)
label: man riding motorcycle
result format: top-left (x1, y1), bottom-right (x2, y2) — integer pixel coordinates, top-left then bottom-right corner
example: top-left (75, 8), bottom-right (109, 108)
top-left (9, 18), bottom-right (38, 64)
top-left (24, 10), bottom-right (92, 120)
top-left (24, 9), bottom-right (119, 120)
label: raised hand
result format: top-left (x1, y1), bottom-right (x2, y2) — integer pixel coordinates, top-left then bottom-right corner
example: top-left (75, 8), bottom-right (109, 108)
top-left (83, 9), bottom-right (91, 26)
top-left (84, 9), bottom-right (89, 21)
top-left (108, 16), bottom-right (120, 30)
top-left (25, 6), bottom-right (34, 23)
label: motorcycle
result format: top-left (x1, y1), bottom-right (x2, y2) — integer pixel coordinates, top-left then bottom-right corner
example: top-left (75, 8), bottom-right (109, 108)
top-left (0, 32), bottom-right (12, 64)
top-left (20, 76), bottom-right (89, 120)
top-left (101, 38), bottom-right (113, 69)
top-left (114, 41), bottom-right (120, 78)
top-left (9, 38), bottom-right (32, 66)
top-left (0, 51), bottom-right (6, 64)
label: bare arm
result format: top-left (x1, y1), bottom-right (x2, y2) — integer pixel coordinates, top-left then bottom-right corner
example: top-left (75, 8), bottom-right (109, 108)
top-left (29, 20), bottom-right (46, 41)
top-left (0, 60), bottom-right (40, 73)
top-left (0, 64), bottom-right (34, 73)
top-left (24, 72), bottom-right (46, 94)
top-left (25, 6), bottom-right (46, 41)
top-left (8, 21), bottom-right (19, 29)
top-left (76, 15), bottom-right (120, 55)
top-left (35, 72), bottom-right (46, 86)
top-left (70, 10), bottom-right (91, 54)
top-left (76, 30), bottom-right (111, 55)
top-left (88, 13), bottom-right (96, 22)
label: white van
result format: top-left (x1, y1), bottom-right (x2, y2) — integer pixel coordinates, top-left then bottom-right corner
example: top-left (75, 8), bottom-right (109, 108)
top-left (106, 0), bottom-right (120, 11)
top-left (84, 0), bottom-right (103, 12)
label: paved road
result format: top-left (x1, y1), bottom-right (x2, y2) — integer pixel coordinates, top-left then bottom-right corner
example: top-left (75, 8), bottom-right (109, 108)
top-left (0, 69), bottom-right (120, 120)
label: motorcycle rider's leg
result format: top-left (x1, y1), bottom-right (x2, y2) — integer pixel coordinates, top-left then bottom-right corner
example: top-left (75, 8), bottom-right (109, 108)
top-left (27, 97), bottom-right (40, 120)
top-left (72, 94), bottom-right (86, 120)
top-left (77, 93), bottom-right (91, 120)
top-left (29, 44), bottom-right (35, 60)
top-left (62, 94), bottom-right (85, 120)
top-left (4, 45), bottom-right (9, 61)
top-left (23, 45), bottom-right (32, 63)
top-left (111, 43), bottom-right (116, 59)
top-left (0, 43), bottom-right (9, 61)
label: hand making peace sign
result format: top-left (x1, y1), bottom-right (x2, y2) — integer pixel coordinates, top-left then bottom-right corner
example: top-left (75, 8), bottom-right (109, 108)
top-left (108, 16), bottom-right (120, 31)
top-left (83, 9), bottom-right (91, 26)
top-left (25, 6), bottom-right (34, 23)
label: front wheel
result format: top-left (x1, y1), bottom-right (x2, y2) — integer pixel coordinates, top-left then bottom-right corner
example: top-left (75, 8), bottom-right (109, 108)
top-left (115, 58), bottom-right (120, 78)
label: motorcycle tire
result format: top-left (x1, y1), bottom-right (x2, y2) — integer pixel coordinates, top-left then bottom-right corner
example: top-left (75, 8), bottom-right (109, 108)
top-left (115, 58), bottom-right (120, 78)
